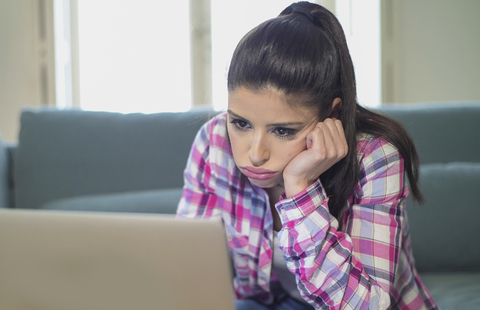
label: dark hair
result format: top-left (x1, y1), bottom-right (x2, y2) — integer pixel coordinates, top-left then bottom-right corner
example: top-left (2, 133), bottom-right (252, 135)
top-left (227, 1), bottom-right (423, 220)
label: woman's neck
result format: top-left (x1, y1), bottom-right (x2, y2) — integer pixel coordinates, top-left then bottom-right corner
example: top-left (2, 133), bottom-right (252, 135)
top-left (265, 185), bottom-right (285, 232)
top-left (264, 185), bottom-right (284, 204)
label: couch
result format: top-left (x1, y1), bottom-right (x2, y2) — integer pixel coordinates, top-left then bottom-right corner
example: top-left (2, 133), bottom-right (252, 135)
top-left (1, 103), bottom-right (479, 309)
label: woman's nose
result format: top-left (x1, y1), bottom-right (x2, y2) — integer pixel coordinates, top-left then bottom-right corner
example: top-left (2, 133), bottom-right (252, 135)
top-left (249, 134), bottom-right (270, 166)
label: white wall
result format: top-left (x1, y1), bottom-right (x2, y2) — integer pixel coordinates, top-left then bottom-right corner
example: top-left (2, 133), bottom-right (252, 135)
top-left (382, 0), bottom-right (480, 104)
top-left (0, 1), bottom-right (38, 142)
top-left (0, 0), bottom-right (55, 143)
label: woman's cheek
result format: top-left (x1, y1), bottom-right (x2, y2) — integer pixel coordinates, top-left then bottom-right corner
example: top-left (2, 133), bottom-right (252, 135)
top-left (229, 133), bottom-right (247, 162)
top-left (286, 139), bottom-right (307, 159)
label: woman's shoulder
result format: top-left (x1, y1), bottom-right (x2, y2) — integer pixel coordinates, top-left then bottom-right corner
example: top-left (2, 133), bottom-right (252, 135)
top-left (196, 112), bottom-right (230, 150)
top-left (198, 111), bottom-right (226, 134)
top-left (354, 133), bottom-right (408, 202)
top-left (193, 112), bottom-right (236, 169)
top-left (195, 112), bottom-right (238, 180)
top-left (356, 133), bottom-right (402, 163)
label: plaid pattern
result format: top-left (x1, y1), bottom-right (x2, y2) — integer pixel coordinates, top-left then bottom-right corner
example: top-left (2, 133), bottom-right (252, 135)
top-left (177, 113), bottom-right (438, 309)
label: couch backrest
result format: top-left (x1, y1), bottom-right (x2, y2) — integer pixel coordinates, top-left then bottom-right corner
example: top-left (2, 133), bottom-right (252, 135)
top-left (14, 109), bottom-right (213, 209)
top-left (377, 103), bottom-right (480, 165)
top-left (379, 102), bottom-right (480, 273)
top-left (405, 163), bottom-right (480, 273)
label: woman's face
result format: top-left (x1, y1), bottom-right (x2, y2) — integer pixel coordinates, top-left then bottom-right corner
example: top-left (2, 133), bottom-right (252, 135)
top-left (227, 87), bottom-right (319, 189)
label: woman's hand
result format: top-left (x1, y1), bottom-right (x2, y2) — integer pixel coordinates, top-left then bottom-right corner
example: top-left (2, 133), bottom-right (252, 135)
top-left (283, 118), bottom-right (348, 198)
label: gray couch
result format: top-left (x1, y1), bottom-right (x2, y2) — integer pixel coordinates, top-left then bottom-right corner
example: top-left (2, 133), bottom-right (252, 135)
top-left (0, 109), bottom-right (212, 213)
top-left (1, 104), bottom-right (479, 309)
top-left (378, 104), bottom-right (480, 309)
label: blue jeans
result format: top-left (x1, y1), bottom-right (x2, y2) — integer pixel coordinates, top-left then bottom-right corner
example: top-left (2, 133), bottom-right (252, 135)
top-left (235, 296), bottom-right (314, 310)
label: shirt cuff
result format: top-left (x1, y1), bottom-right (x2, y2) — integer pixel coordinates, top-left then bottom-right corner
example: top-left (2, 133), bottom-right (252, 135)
top-left (275, 179), bottom-right (329, 224)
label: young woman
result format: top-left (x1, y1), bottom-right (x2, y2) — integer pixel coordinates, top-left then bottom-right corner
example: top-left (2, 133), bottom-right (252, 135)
top-left (177, 2), bottom-right (438, 309)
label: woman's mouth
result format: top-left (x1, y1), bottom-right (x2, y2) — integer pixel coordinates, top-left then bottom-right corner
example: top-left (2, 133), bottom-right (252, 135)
top-left (240, 166), bottom-right (279, 180)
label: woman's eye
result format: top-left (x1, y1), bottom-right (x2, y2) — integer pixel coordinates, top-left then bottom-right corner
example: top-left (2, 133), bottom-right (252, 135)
top-left (236, 120), bottom-right (248, 128)
top-left (230, 119), bottom-right (250, 130)
top-left (273, 127), bottom-right (296, 138)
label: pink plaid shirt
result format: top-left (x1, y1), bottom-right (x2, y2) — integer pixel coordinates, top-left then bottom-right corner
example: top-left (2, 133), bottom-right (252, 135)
top-left (177, 112), bottom-right (438, 309)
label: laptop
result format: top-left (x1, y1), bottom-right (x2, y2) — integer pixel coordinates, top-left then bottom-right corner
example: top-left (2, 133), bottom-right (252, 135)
top-left (0, 209), bottom-right (235, 310)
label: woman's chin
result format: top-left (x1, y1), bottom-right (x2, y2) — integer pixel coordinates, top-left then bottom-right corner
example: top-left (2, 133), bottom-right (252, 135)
top-left (248, 176), bottom-right (282, 189)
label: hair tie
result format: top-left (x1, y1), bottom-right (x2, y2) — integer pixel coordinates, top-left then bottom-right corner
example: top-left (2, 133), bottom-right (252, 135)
top-left (291, 7), bottom-right (315, 23)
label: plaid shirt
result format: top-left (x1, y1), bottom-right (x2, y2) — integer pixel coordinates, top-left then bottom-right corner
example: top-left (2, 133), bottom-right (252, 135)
top-left (177, 113), bottom-right (438, 309)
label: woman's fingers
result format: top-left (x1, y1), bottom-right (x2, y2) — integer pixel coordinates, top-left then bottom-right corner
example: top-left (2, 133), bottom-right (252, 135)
top-left (328, 118), bottom-right (348, 157)
top-left (283, 119), bottom-right (348, 197)
top-left (317, 123), bottom-right (334, 160)
top-left (314, 119), bottom-right (347, 161)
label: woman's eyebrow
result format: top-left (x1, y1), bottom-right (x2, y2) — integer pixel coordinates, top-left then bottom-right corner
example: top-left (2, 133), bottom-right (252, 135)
top-left (266, 121), bottom-right (305, 127)
top-left (227, 110), bottom-right (249, 121)
top-left (228, 110), bottom-right (306, 127)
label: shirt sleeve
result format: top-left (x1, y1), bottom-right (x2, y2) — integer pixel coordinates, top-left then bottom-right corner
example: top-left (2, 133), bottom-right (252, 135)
top-left (275, 138), bottom-right (406, 309)
top-left (176, 122), bottom-right (221, 220)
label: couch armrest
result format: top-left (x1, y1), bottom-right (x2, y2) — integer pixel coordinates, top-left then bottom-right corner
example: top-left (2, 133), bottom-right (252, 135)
top-left (6, 145), bottom-right (16, 208)
top-left (0, 138), bottom-right (16, 208)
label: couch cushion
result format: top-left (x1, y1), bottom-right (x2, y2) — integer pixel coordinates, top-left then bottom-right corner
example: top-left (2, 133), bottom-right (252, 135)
top-left (420, 272), bottom-right (480, 310)
top-left (14, 109), bottom-right (212, 209)
top-left (406, 162), bottom-right (480, 273)
top-left (41, 188), bottom-right (183, 214)
top-left (378, 103), bottom-right (480, 164)
top-left (0, 133), bottom-right (8, 208)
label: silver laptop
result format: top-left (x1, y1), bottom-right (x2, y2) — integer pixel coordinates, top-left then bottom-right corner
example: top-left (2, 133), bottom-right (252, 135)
top-left (0, 209), bottom-right (235, 310)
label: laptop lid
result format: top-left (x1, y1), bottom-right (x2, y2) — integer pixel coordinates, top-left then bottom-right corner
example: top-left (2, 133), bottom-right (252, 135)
top-left (0, 209), bottom-right (235, 310)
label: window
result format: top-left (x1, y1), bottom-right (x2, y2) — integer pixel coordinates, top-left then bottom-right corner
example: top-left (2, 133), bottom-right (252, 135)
top-left (55, 1), bottom-right (381, 113)
top-left (335, 0), bottom-right (381, 108)
top-left (56, 0), bottom-right (191, 113)
top-left (78, 0), bottom-right (191, 113)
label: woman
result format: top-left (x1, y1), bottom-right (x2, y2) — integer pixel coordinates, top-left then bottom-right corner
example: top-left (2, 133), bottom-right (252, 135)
top-left (177, 2), bottom-right (438, 309)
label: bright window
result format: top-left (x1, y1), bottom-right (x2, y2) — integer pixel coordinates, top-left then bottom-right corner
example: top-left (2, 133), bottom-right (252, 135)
top-left (77, 0), bottom-right (191, 113)
top-left (55, 1), bottom-right (381, 113)
top-left (335, 0), bottom-right (381, 108)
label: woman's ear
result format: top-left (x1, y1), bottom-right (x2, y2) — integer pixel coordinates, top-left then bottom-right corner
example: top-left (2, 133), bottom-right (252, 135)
top-left (329, 97), bottom-right (342, 118)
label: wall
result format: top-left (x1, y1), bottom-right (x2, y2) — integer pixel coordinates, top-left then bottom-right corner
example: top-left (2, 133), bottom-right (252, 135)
top-left (382, 0), bottom-right (480, 104)
top-left (0, 0), bottom-right (55, 143)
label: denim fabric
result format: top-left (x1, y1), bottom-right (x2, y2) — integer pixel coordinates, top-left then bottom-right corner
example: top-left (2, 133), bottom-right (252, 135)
top-left (235, 296), bottom-right (314, 310)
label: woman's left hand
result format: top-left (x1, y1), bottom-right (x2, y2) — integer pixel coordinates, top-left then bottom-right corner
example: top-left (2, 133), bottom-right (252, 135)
top-left (283, 118), bottom-right (348, 198)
